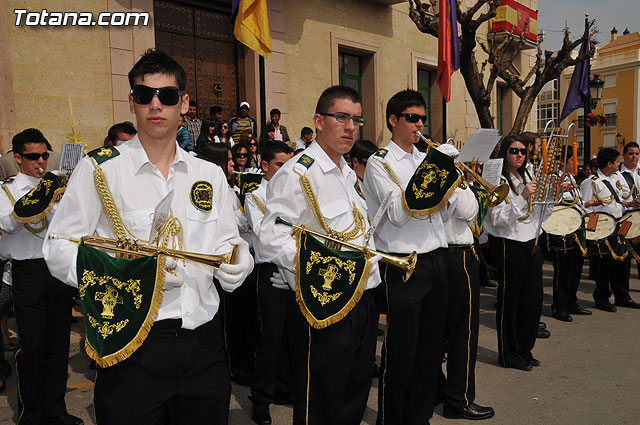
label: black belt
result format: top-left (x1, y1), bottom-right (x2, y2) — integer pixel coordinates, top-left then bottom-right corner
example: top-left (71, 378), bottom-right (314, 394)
top-left (444, 244), bottom-right (473, 253)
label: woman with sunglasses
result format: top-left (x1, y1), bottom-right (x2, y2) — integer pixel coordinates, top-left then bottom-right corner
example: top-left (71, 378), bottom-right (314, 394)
top-left (214, 120), bottom-right (234, 147)
top-left (246, 137), bottom-right (261, 170)
top-left (484, 135), bottom-right (551, 372)
top-left (195, 118), bottom-right (217, 152)
top-left (233, 142), bottom-right (250, 173)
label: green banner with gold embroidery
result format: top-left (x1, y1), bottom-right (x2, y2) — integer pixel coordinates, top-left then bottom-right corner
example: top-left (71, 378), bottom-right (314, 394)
top-left (77, 243), bottom-right (164, 367)
top-left (606, 234), bottom-right (628, 261)
top-left (402, 147), bottom-right (460, 216)
top-left (469, 186), bottom-right (489, 238)
top-left (236, 172), bottom-right (263, 208)
top-left (294, 230), bottom-right (371, 329)
top-left (11, 172), bottom-right (65, 224)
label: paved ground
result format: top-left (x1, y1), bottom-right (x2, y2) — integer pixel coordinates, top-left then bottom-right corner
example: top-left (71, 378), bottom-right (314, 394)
top-left (1, 260), bottom-right (640, 424)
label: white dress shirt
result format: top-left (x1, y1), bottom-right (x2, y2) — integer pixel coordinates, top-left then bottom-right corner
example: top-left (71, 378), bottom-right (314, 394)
top-left (443, 187), bottom-right (478, 245)
top-left (580, 169), bottom-right (626, 218)
top-left (43, 136), bottom-right (240, 330)
top-left (484, 172), bottom-right (553, 242)
top-left (361, 140), bottom-right (449, 254)
top-left (619, 164), bottom-right (640, 197)
top-left (0, 172), bottom-right (52, 260)
top-left (258, 141), bottom-right (381, 291)
top-left (244, 179), bottom-right (269, 264)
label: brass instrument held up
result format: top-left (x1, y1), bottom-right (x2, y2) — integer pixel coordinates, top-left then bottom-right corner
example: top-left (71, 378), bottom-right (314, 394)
top-left (416, 131), bottom-right (510, 207)
top-left (276, 217), bottom-right (417, 282)
top-left (519, 122), bottom-right (576, 221)
top-left (48, 234), bottom-right (237, 268)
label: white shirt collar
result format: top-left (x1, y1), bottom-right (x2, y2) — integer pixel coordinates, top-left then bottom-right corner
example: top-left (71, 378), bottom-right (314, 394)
top-left (14, 172), bottom-right (40, 190)
top-left (127, 135), bottom-right (188, 175)
top-left (387, 139), bottom-right (421, 161)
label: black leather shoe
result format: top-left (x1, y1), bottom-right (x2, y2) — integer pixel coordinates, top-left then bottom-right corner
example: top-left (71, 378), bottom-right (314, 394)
top-left (567, 305), bottom-right (592, 315)
top-left (536, 328), bottom-right (551, 338)
top-left (552, 311), bottom-right (573, 322)
top-left (595, 302), bottom-right (617, 312)
top-left (529, 358), bottom-right (541, 367)
top-left (614, 299), bottom-right (640, 309)
top-left (444, 402), bottom-right (495, 420)
top-left (251, 402), bottom-right (272, 425)
top-left (43, 414), bottom-right (84, 425)
top-left (538, 322), bottom-right (547, 330)
top-left (504, 361), bottom-right (532, 371)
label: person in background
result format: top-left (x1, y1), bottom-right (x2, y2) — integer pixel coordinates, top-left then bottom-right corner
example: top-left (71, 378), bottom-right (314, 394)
top-left (103, 121), bottom-right (136, 147)
top-left (269, 108), bottom-right (290, 144)
top-left (184, 100), bottom-right (202, 140)
top-left (195, 118), bottom-right (217, 152)
top-left (230, 101), bottom-right (257, 141)
top-left (210, 105), bottom-right (223, 125)
top-left (348, 139), bottom-right (377, 183)
top-left (247, 137), bottom-right (261, 170)
top-left (295, 127), bottom-right (314, 151)
top-left (176, 114), bottom-right (195, 152)
top-left (215, 120), bottom-right (234, 147)
top-left (199, 142), bottom-right (234, 186)
top-left (260, 124), bottom-right (276, 149)
top-left (233, 142), bottom-right (250, 173)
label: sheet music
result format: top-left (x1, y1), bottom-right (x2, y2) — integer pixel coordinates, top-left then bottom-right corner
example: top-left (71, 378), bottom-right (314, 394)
top-left (59, 143), bottom-right (84, 172)
top-left (457, 129), bottom-right (501, 163)
top-left (481, 159), bottom-right (504, 188)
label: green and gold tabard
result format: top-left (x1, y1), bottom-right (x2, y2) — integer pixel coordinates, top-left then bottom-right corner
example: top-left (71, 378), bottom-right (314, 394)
top-left (77, 243), bottom-right (165, 367)
top-left (294, 229), bottom-right (371, 329)
top-left (11, 172), bottom-right (65, 224)
top-left (402, 147), bottom-right (460, 216)
top-left (469, 186), bottom-right (489, 238)
top-left (236, 172), bottom-right (263, 208)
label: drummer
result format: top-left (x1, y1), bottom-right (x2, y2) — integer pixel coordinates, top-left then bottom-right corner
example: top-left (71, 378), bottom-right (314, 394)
top-left (620, 142), bottom-right (640, 279)
top-left (581, 147), bottom-right (640, 312)
top-left (549, 151), bottom-right (591, 322)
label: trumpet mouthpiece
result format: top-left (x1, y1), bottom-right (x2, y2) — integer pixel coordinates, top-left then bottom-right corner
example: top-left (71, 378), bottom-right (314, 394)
top-left (38, 167), bottom-right (44, 173)
top-left (47, 233), bottom-right (63, 240)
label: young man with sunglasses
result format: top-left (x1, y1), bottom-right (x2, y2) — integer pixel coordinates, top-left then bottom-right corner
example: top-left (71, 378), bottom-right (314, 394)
top-left (43, 49), bottom-right (254, 424)
top-left (361, 89), bottom-right (454, 425)
top-left (0, 128), bottom-right (82, 425)
top-left (258, 86), bottom-right (382, 424)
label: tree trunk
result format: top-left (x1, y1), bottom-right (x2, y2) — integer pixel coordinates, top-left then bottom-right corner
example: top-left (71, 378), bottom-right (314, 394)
top-left (509, 87), bottom-right (537, 135)
top-left (459, 28), bottom-right (494, 129)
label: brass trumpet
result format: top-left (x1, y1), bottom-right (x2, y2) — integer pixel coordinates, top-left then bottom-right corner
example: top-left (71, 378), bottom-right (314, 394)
top-left (276, 217), bottom-right (417, 282)
top-left (48, 234), bottom-right (237, 268)
top-left (416, 131), bottom-right (510, 206)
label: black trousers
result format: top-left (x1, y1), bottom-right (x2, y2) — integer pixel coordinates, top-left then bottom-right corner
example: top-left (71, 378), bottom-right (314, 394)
top-left (223, 267), bottom-right (259, 382)
top-left (377, 251), bottom-right (448, 425)
top-left (489, 236), bottom-right (542, 368)
top-left (442, 247), bottom-right (479, 410)
top-left (250, 263), bottom-right (294, 405)
top-left (288, 290), bottom-right (377, 425)
top-left (593, 254), bottom-right (631, 304)
top-left (12, 258), bottom-right (74, 425)
top-left (94, 315), bottom-right (230, 425)
top-left (552, 247), bottom-right (585, 313)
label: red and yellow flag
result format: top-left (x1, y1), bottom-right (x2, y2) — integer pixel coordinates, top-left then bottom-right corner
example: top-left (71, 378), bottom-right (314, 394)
top-left (234, 0), bottom-right (271, 58)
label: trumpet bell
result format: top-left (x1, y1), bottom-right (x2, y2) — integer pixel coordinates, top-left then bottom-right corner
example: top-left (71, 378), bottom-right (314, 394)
top-left (401, 251), bottom-right (418, 282)
top-left (488, 183), bottom-right (511, 207)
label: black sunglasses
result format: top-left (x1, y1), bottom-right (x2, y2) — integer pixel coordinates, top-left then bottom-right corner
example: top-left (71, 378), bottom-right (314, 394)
top-left (236, 153), bottom-right (249, 158)
top-left (130, 85), bottom-right (185, 106)
top-left (19, 152), bottom-right (49, 161)
top-left (398, 113), bottom-right (427, 124)
top-left (508, 147), bottom-right (527, 156)
top-left (248, 142), bottom-right (258, 146)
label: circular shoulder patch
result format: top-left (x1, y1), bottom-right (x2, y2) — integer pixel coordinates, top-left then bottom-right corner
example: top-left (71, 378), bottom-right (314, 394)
top-left (190, 181), bottom-right (213, 212)
top-left (616, 180), bottom-right (622, 190)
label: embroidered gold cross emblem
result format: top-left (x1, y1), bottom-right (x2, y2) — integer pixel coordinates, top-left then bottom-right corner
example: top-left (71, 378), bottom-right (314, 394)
top-left (95, 286), bottom-right (123, 319)
top-left (319, 264), bottom-right (341, 291)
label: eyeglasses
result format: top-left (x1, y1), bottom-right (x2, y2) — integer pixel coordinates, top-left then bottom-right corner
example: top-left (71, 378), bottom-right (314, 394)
top-left (130, 85), bottom-right (185, 106)
top-left (320, 112), bottom-right (366, 127)
top-left (19, 152), bottom-right (49, 161)
top-left (236, 153), bottom-right (249, 158)
top-left (222, 125), bottom-right (228, 129)
top-left (508, 147), bottom-right (527, 156)
top-left (248, 142), bottom-right (257, 147)
top-left (398, 113), bottom-right (427, 124)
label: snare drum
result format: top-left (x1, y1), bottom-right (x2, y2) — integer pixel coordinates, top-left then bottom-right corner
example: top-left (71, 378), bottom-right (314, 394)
top-left (585, 212), bottom-right (618, 256)
top-left (541, 206), bottom-right (584, 252)
top-left (618, 210), bottom-right (640, 245)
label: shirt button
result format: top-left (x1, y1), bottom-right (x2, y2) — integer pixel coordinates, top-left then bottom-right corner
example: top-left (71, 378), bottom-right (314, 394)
top-left (183, 284), bottom-right (187, 289)
top-left (185, 311), bottom-right (191, 317)
top-left (132, 221), bottom-right (136, 226)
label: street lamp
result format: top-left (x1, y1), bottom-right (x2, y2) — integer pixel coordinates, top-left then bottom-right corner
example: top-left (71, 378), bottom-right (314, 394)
top-left (583, 74), bottom-right (605, 165)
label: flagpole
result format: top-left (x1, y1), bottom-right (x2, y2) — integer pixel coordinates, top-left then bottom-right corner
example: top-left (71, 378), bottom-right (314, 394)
top-left (442, 95), bottom-right (447, 142)
top-left (259, 55), bottom-right (267, 147)
top-left (582, 14), bottom-right (590, 169)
